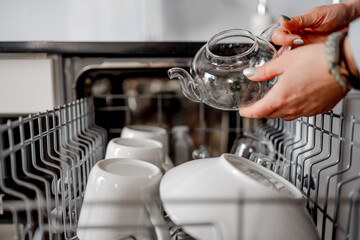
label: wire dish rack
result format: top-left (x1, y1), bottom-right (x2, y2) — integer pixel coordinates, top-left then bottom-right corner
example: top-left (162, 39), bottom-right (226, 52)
top-left (0, 98), bottom-right (359, 240)
top-left (0, 98), bottom-right (107, 240)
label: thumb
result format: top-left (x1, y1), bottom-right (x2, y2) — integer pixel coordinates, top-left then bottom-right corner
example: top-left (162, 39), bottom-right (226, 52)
top-left (272, 28), bottom-right (303, 46)
top-left (243, 60), bottom-right (282, 82)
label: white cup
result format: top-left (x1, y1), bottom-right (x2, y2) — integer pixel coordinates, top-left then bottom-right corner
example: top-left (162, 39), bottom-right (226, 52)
top-left (77, 158), bottom-right (162, 240)
top-left (105, 137), bottom-right (164, 169)
top-left (121, 125), bottom-right (169, 157)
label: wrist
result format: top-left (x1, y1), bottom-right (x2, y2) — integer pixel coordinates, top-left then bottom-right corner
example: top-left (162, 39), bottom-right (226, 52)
top-left (325, 32), bottom-right (350, 91)
top-left (325, 31), bottom-right (360, 90)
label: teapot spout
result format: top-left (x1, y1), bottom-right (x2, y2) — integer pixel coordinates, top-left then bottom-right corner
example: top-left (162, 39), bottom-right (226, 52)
top-left (168, 67), bottom-right (201, 103)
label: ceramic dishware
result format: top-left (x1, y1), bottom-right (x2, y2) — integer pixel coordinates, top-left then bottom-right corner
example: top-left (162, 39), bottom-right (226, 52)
top-left (160, 153), bottom-right (319, 240)
top-left (105, 137), bottom-right (164, 169)
top-left (121, 125), bottom-right (168, 154)
top-left (77, 158), bottom-right (162, 240)
top-left (121, 125), bottom-right (173, 169)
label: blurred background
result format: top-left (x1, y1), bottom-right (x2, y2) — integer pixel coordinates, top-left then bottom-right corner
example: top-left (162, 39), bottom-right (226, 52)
top-left (0, 0), bottom-right (333, 42)
top-left (0, 0), bottom-right (339, 114)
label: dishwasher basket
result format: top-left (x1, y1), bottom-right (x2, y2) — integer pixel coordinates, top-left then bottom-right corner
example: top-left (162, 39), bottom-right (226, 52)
top-left (0, 97), bottom-right (359, 240)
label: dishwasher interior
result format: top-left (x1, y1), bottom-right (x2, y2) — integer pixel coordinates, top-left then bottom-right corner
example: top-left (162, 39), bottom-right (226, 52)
top-left (0, 56), bottom-right (360, 240)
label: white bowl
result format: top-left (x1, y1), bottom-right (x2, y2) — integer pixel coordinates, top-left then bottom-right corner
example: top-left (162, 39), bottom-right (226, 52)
top-left (77, 158), bottom-right (162, 240)
top-left (121, 125), bottom-right (174, 170)
top-left (160, 153), bottom-right (319, 240)
top-left (105, 137), bottom-right (164, 169)
top-left (121, 125), bottom-right (169, 156)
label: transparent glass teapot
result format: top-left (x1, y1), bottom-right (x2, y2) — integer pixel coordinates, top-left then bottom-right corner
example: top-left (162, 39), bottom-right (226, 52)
top-left (168, 24), bottom-right (285, 111)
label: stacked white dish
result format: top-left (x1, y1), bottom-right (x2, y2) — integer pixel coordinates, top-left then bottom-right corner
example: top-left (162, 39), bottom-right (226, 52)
top-left (160, 153), bottom-right (319, 240)
top-left (77, 158), bottom-right (163, 240)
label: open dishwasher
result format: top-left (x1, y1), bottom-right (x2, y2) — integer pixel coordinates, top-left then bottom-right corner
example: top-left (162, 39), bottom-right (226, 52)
top-left (0, 42), bottom-right (359, 240)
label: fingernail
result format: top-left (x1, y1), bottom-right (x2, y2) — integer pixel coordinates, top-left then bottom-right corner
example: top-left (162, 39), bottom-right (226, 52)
top-left (281, 15), bottom-right (291, 21)
top-left (293, 38), bottom-right (304, 45)
top-left (243, 67), bottom-right (256, 77)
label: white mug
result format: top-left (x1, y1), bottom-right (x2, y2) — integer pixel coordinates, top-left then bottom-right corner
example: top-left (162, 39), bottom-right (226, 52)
top-left (105, 137), bottom-right (164, 169)
top-left (77, 158), bottom-right (162, 240)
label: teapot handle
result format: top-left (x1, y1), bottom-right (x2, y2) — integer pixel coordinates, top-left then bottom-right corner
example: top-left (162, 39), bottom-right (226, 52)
top-left (259, 23), bottom-right (292, 55)
top-left (168, 67), bottom-right (202, 103)
top-left (259, 23), bottom-right (282, 42)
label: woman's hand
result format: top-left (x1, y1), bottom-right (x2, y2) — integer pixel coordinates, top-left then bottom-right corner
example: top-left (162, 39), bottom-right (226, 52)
top-left (273, 2), bottom-right (360, 46)
top-left (239, 43), bottom-right (349, 121)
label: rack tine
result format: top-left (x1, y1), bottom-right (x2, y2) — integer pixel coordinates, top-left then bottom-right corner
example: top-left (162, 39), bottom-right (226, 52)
top-left (36, 113), bottom-right (70, 238)
top-left (282, 120), bottom-right (304, 163)
top-left (43, 110), bottom-right (74, 238)
top-left (349, 189), bottom-right (360, 240)
top-left (265, 118), bottom-right (281, 139)
top-left (282, 117), bottom-right (308, 183)
top-left (303, 114), bottom-right (326, 195)
top-left (333, 176), bottom-right (360, 240)
top-left (267, 120), bottom-right (285, 153)
top-left (307, 113), bottom-right (334, 205)
top-left (75, 100), bottom-right (97, 168)
top-left (68, 103), bottom-right (92, 178)
top-left (51, 107), bottom-right (79, 233)
top-left (58, 105), bottom-right (85, 231)
top-left (292, 116), bottom-right (317, 188)
top-left (81, 99), bottom-right (106, 163)
top-left (1, 202), bottom-right (24, 240)
top-left (258, 118), bottom-right (276, 136)
top-left (15, 117), bottom-right (53, 239)
top-left (79, 99), bottom-right (104, 164)
top-left (59, 105), bottom-right (87, 198)
top-left (272, 120), bottom-right (289, 154)
top-left (329, 116), bottom-right (358, 238)
top-left (276, 120), bottom-right (297, 162)
top-left (315, 113), bottom-right (344, 239)
top-left (82, 98), bottom-right (107, 159)
top-left (0, 121), bottom-right (34, 240)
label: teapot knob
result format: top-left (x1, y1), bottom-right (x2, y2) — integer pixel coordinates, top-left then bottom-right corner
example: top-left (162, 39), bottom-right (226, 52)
top-left (168, 68), bottom-right (202, 103)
